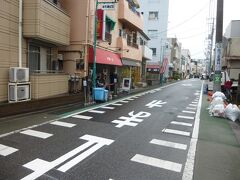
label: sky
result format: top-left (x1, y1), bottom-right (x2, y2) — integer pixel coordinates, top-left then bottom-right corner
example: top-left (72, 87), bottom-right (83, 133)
top-left (168, 0), bottom-right (240, 59)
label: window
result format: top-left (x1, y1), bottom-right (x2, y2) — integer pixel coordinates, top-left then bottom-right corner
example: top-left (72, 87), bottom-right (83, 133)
top-left (148, 30), bottom-right (158, 39)
top-left (140, 38), bottom-right (144, 45)
top-left (29, 44), bottom-right (56, 73)
top-left (119, 29), bottom-right (122, 37)
top-left (150, 48), bottom-right (157, 56)
top-left (149, 11), bottom-right (159, 20)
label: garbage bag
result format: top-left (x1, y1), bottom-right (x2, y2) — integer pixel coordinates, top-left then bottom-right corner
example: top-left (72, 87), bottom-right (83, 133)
top-left (224, 103), bottom-right (240, 122)
top-left (209, 97), bottom-right (224, 114)
top-left (212, 91), bottom-right (226, 100)
top-left (211, 104), bottom-right (225, 117)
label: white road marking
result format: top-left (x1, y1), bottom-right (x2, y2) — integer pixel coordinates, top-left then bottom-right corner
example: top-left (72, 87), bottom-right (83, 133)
top-left (72, 114), bottom-right (92, 120)
top-left (189, 104), bottom-right (197, 107)
top-left (50, 121), bottom-right (76, 128)
top-left (20, 130), bottom-right (53, 139)
top-left (192, 102), bottom-right (198, 104)
top-left (100, 106), bottom-right (115, 110)
top-left (131, 154), bottom-right (182, 173)
top-left (186, 107), bottom-right (196, 110)
top-left (119, 100), bottom-right (129, 103)
top-left (163, 128), bottom-right (190, 137)
top-left (150, 139), bottom-right (187, 150)
top-left (131, 96), bottom-right (139, 99)
top-left (177, 115), bottom-right (194, 120)
top-left (182, 110), bottom-right (195, 114)
top-left (182, 85), bottom-right (203, 180)
top-left (126, 98), bottom-right (135, 101)
top-left (171, 121), bottom-right (192, 127)
top-left (88, 110), bottom-right (105, 114)
top-left (0, 144), bottom-right (18, 156)
top-left (22, 135), bottom-right (114, 180)
top-left (111, 103), bottom-right (122, 106)
top-left (145, 100), bottom-right (167, 108)
top-left (112, 111), bottom-right (151, 128)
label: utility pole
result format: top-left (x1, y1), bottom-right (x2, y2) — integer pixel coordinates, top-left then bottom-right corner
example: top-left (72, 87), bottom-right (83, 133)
top-left (213, 0), bottom-right (223, 92)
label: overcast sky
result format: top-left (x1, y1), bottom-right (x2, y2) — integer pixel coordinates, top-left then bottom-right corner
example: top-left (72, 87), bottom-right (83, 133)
top-left (168, 0), bottom-right (240, 59)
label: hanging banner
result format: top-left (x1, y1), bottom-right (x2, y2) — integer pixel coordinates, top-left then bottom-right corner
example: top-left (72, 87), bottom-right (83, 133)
top-left (215, 43), bottom-right (222, 71)
top-left (97, 9), bottom-right (105, 40)
top-left (160, 57), bottom-right (169, 74)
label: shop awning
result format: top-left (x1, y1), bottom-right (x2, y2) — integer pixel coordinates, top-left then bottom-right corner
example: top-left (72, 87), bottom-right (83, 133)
top-left (122, 59), bottom-right (141, 67)
top-left (89, 47), bottom-right (122, 66)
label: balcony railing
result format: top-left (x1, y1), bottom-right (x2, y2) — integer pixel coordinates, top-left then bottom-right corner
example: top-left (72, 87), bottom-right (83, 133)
top-left (105, 32), bottom-right (112, 44)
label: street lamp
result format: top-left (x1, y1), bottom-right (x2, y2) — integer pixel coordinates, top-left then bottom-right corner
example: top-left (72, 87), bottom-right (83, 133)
top-left (92, 0), bottom-right (118, 100)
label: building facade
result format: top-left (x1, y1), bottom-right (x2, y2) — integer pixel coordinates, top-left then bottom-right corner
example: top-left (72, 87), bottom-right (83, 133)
top-left (0, 0), bottom-right (149, 104)
top-left (138, 0), bottom-right (169, 63)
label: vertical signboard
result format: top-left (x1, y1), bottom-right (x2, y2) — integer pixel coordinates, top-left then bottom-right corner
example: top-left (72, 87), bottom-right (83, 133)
top-left (97, 9), bottom-right (105, 40)
top-left (215, 43), bottom-right (222, 71)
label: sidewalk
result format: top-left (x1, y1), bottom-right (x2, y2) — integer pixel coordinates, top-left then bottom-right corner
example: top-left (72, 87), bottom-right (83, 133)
top-left (194, 93), bottom-right (240, 180)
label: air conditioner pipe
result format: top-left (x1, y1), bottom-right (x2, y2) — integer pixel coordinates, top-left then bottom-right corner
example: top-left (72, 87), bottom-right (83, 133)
top-left (19, 0), bottom-right (22, 67)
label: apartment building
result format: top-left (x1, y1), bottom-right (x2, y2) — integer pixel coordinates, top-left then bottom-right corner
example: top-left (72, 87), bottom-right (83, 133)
top-left (139, 0), bottom-right (169, 63)
top-left (0, 0), bottom-right (148, 104)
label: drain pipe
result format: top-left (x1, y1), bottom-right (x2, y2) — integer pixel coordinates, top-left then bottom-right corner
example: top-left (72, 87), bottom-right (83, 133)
top-left (19, 0), bottom-right (22, 67)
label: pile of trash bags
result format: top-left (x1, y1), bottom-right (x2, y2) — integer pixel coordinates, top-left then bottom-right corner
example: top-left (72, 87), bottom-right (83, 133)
top-left (209, 91), bottom-right (240, 121)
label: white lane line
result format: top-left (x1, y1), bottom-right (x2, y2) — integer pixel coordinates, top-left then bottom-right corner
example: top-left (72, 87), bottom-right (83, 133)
top-left (119, 100), bottom-right (129, 103)
top-left (163, 128), bottom-right (190, 137)
top-left (150, 139), bottom-right (187, 150)
top-left (186, 107), bottom-right (196, 110)
top-left (72, 114), bottom-right (93, 120)
top-left (131, 96), bottom-right (139, 99)
top-left (100, 106), bottom-right (115, 110)
top-left (88, 110), bottom-right (105, 114)
top-left (182, 84), bottom-right (203, 180)
top-left (182, 110), bottom-right (195, 114)
top-left (131, 154), bottom-right (182, 173)
top-left (189, 104), bottom-right (197, 107)
top-left (111, 103), bottom-right (122, 106)
top-left (126, 98), bottom-right (134, 101)
top-left (50, 121), bottom-right (76, 128)
top-left (20, 129), bottom-right (53, 139)
top-left (0, 144), bottom-right (18, 156)
top-left (177, 115), bottom-right (194, 120)
top-left (171, 121), bottom-right (192, 127)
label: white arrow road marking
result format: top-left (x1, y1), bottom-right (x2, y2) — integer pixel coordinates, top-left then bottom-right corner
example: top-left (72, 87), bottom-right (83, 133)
top-left (131, 154), bottom-right (182, 173)
top-left (21, 135), bottom-right (114, 180)
top-left (150, 139), bottom-right (187, 150)
top-left (177, 115), bottom-right (194, 120)
top-left (171, 121), bottom-right (192, 127)
top-left (162, 129), bottom-right (190, 137)
top-left (0, 144), bottom-right (18, 156)
top-left (72, 114), bottom-right (93, 120)
top-left (20, 130), bottom-right (53, 139)
top-left (50, 121), bottom-right (76, 128)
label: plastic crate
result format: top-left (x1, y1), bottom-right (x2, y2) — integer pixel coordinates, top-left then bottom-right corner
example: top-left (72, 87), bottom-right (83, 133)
top-left (94, 88), bottom-right (105, 101)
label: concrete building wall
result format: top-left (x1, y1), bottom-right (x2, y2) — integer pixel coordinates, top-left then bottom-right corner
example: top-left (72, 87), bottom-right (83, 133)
top-left (139, 0), bottom-right (169, 62)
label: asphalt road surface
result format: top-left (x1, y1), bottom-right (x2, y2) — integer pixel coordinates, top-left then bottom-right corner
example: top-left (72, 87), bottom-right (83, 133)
top-left (0, 79), bottom-right (203, 180)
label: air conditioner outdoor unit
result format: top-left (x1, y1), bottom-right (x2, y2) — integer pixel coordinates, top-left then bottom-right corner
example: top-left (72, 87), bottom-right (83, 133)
top-left (8, 83), bottom-right (30, 102)
top-left (9, 67), bottom-right (29, 82)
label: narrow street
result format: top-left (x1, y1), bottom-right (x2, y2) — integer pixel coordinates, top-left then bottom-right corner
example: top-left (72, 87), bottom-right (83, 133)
top-left (0, 79), bottom-right (203, 180)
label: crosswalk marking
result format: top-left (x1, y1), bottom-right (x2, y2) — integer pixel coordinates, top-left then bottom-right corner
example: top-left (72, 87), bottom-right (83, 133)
top-left (88, 110), bottom-right (105, 114)
top-left (182, 110), bottom-right (195, 114)
top-left (189, 104), bottom-right (197, 107)
top-left (131, 154), bottom-right (182, 172)
top-left (163, 128), bottom-right (190, 137)
top-left (177, 115), bottom-right (194, 120)
top-left (0, 144), bottom-right (18, 156)
top-left (111, 103), bottom-right (122, 106)
top-left (100, 106), bottom-right (115, 110)
top-left (192, 101), bottom-right (198, 104)
top-left (72, 114), bottom-right (93, 120)
top-left (20, 129), bottom-right (53, 139)
top-left (171, 121), bottom-right (192, 127)
top-left (150, 139), bottom-right (187, 150)
top-left (126, 98), bottom-right (134, 101)
top-left (50, 121), bottom-right (76, 128)
top-left (186, 107), bottom-right (196, 110)
top-left (119, 100), bottom-right (129, 103)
